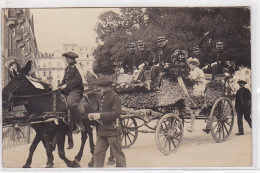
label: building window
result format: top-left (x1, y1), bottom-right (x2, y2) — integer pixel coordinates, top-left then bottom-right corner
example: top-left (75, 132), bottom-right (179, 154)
top-left (43, 72), bottom-right (46, 76)
top-left (49, 71), bottom-right (51, 76)
top-left (87, 54), bottom-right (89, 58)
top-left (58, 80), bottom-right (60, 85)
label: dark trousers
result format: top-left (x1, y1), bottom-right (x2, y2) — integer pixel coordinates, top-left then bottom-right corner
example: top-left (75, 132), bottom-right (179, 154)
top-left (67, 90), bottom-right (83, 126)
top-left (236, 107), bottom-right (251, 133)
top-left (94, 135), bottom-right (126, 167)
top-left (67, 130), bottom-right (73, 147)
top-left (150, 65), bottom-right (163, 88)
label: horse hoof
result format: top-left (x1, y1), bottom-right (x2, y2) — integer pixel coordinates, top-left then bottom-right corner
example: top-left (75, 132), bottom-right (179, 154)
top-left (88, 161), bottom-right (94, 167)
top-left (71, 160), bottom-right (81, 168)
top-left (22, 165), bottom-right (31, 168)
top-left (67, 145), bottom-right (73, 150)
top-left (107, 160), bottom-right (115, 165)
top-left (46, 163), bottom-right (54, 168)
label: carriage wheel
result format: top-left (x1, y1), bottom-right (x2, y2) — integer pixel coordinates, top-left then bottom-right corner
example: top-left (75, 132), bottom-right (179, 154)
top-left (155, 113), bottom-right (184, 155)
top-left (120, 117), bottom-right (138, 149)
top-left (209, 97), bottom-right (235, 143)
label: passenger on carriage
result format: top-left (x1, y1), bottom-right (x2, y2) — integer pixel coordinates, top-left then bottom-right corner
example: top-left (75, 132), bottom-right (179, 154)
top-left (150, 36), bottom-right (173, 90)
top-left (121, 42), bottom-right (136, 75)
top-left (187, 57), bottom-right (206, 97)
top-left (132, 40), bottom-right (154, 84)
top-left (203, 41), bottom-right (228, 80)
top-left (190, 46), bottom-right (206, 69)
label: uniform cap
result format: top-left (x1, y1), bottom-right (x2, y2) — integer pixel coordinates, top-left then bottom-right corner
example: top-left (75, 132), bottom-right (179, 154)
top-left (129, 42), bottom-right (135, 48)
top-left (157, 36), bottom-right (166, 42)
top-left (136, 40), bottom-right (144, 46)
top-left (193, 46), bottom-right (200, 51)
top-left (237, 80), bottom-right (247, 85)
top-left (62, 52), bottom-right (79, 59)
top-left (93, 77), bottom-right (114, 87)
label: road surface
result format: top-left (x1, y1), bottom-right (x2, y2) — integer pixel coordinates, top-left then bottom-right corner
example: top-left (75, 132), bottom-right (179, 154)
top-left (2, 117), bottom-right (252, 168)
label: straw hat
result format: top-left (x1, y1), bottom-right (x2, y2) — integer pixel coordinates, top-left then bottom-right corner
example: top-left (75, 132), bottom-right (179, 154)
top-left (187, 57), bottom-right (200, 66)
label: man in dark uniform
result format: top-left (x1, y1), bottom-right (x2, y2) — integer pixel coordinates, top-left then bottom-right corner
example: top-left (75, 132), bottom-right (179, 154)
top-left (151, 36), bottom-right (172, 89)
top-left (235, 80), bottom-right (252, 135)
top-left (209, 41), bottom-right (228, 80)
top-left (190, 46), bottom-right (205, 69)
top-left (89, 77), bottom-right (126, 167)
top-left (58, 52), bottom-right (85, 133)
top-left (133, 40), bottom-right (153, 68)
top-left (121, 42), bottom-right (136, 74)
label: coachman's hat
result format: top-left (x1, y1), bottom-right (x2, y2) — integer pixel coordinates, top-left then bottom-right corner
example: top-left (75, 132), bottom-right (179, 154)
top-left (237, 80), bottom-right (247, 85)
top-left (129, 42), bottom-right (135, 48)
top-left (93, 77), bottom-right (114, 87)
top-left (62, 52), bottom-right (79, 59)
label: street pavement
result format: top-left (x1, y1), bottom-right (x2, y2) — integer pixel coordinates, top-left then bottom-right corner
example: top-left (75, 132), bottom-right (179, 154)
top-left (2, 117), bottom-right (252, 168)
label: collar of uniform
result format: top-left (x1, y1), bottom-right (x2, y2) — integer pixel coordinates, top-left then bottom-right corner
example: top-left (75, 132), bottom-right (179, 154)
top-left (102, 89), bottom-right (114, 98)
top-left (68, 61), bottom-right (77, 68)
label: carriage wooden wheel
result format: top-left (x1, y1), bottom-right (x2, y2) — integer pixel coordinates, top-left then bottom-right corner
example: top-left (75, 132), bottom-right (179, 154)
top-left (209, 97), bottom-right (235, 143)
top-left (120, 116), bottom-right (138, 149)
top-left (155, 113), bottom-right (184, 155)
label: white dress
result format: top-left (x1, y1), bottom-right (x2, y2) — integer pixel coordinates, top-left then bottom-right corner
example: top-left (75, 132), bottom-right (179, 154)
top-left (189, 67), bottom-right (206, 97)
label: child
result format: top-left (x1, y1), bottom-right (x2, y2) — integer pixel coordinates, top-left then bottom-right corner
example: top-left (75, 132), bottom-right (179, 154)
top-left (187, 57), bottom-right (206, 97)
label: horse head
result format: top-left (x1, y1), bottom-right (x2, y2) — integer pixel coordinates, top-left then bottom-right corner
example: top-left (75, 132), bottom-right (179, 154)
top-left (2, 60), bottom-right (51, 112)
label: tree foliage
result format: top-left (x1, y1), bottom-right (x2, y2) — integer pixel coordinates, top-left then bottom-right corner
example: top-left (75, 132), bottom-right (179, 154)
top-left (93, 7), bottom-right (251, 74)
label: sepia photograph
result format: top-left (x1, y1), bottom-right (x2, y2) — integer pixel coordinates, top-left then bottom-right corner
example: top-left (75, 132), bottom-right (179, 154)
top-left (1, 7), bottom-right (253, 169)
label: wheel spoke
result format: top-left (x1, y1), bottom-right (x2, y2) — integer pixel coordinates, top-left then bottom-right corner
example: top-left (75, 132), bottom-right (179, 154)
top-left (128, 121), bottom-right (134, 127)
top-left (223, 122), bottom-right (229, 134)
top-left (126, 118), bottom-right (130, 127)
top-left (127, 134), bottom-right (132, 144)
top-left (128, 131), bottom-right (135, 137)
top-left (222, 122), bottom-right (225, 138)
top-left (164, 137), bottom-right (168, 149)
top-left (124, 134), bottom-right (127, 145)
top-left (171, 138), bottom-right (177, 148)
top-left (224, 121), bottom-right (231, 127)
top-left (163, 121), bottom-right (169, 131)
top-left (168, 138), bottom-right (171, 151)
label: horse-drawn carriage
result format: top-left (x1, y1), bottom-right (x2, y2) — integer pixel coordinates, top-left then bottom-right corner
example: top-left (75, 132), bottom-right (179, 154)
top-left (116, 66), bottom-right (235, 155)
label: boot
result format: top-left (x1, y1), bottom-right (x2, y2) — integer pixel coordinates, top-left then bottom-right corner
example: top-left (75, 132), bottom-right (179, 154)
top-left (70, 106), bottom-right (85, 134)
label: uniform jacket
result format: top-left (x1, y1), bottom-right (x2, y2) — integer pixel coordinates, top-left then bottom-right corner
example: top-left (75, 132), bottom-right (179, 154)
top-left (122, 50), bottom-right (135, 73)
top-left (60, 61), bottom-right (83, 94)
top-left (134, 49), bottom-right (154, 67)
top-left (153, 45), bottom-right (172, 65)
top-left (235, 87), bottom-right (251, 110)
top-left (209, 49), bottom-right (228, 67)
top-left (98, 89), bottom-right (121, 137)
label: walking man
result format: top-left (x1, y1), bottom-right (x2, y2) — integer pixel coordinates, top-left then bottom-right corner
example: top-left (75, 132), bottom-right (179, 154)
top-left (89, 77), bottom-right (126, 167)
top-left (58, 52), bottom-right (85, 133)
top-left (235, 80), bottom-right (252, 135)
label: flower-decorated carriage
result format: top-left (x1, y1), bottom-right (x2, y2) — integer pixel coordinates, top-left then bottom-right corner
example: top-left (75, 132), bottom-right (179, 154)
top-left (115, 49), bottom-right (235, 155)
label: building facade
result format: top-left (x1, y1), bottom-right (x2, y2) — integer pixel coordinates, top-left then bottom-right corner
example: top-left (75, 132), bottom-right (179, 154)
top-left (1, 8), bottom-right (39, 88)
top-left (36, 52), bottom-right (66, 89)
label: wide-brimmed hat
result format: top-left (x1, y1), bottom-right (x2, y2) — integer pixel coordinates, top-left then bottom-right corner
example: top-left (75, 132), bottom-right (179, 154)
top-left (187, 57), bottom-right (200, 66)
top-left (93, 77), bottom-right (114, 87)
top-left (237, 80), bottom-right (247, 85)
top-left (62, 52), bottom-right (79, 59)
top-left (193, 46), bottom-right (200, 51)
top-left (129, 42), bottom-right (135, 48)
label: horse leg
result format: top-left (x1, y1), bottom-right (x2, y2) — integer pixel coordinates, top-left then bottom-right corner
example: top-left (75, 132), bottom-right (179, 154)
top-left (56, 132), bottom-right (80, 168)
top-left (23, 133), bottom-right (42, 168)
top-left (42, 133), bottom-right (54, 168)
top-left (74, 131), bottom-right (88, 162)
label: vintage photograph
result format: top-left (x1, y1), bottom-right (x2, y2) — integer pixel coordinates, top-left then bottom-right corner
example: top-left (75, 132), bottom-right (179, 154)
top-left (1, 7), bottom-right (252, 168)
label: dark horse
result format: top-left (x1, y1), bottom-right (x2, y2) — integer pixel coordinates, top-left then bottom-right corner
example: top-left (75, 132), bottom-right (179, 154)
top-left (2, 60), bottom-right (99, 168)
